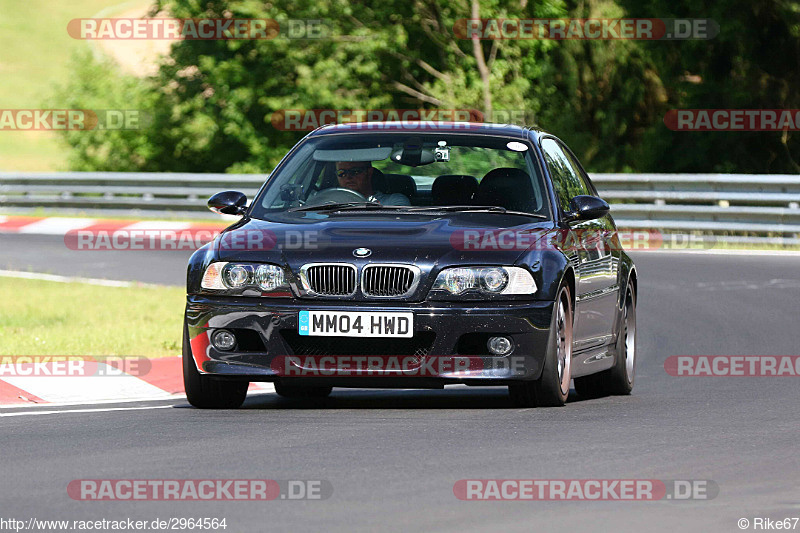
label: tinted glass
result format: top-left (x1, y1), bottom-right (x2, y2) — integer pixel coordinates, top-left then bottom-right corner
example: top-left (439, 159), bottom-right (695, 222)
top-left (249, 133), bottom-right (551, 218)
top-left (541, 138), bottom-right (591, 212)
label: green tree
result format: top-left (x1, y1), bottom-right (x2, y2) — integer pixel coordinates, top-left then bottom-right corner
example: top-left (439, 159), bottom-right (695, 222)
top-left (52, 0), bottom-right (800, 173)
top-left (532, 0), bottom-right (668, 172)
top-left (620, 0), bottom-right (800, 172)
top-left (55, 0), bottom-right (564, 172)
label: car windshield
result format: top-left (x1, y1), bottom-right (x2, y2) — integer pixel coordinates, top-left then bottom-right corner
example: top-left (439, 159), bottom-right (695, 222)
top-left (250, 132), bottom-right (551, 219)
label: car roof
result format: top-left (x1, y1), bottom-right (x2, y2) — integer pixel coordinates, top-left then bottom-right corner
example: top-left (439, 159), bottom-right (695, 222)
top-left (307, 121), bottom-right (551, 141)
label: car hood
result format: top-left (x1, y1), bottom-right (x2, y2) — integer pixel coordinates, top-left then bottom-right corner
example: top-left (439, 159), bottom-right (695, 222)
top-left (214, 212), bottom-right (553, 269)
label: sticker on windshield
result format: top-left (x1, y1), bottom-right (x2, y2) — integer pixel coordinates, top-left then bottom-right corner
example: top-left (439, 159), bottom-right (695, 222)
top-left (506, 141), bottom-right (528, 152)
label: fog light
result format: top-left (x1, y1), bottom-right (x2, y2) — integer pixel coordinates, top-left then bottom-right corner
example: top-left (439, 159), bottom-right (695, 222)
top-left (212, 329), bottom-right (236, 351)
top-left (487, 336), bottom-right (514, 356)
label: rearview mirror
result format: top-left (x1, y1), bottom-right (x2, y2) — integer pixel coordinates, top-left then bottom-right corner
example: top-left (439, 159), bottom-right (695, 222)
top-left (564, 195), bottom-right (609, 222)
top-left (208, 191), bottom-right (247, 216)
top-left (389, 136), bottom-right (435, 167)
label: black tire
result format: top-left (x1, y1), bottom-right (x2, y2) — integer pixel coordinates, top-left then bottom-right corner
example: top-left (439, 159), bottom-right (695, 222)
top-left (182, 322), bottom-right (248, 409)
top-left (603, 283), bottom-right (636, 395)
top-left (509, 285), bottom-right (573, 407)
top-left (574, 283), bottom-right (637, 398)
top-left (274, 382), bottom-right (333, 399)
top-left (572, 370), bottom-right (605, 399)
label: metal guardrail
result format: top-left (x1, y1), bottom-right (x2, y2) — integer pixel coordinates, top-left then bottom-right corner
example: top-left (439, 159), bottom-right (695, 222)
top-left (0, 172), bottom-right (265, 212)
top-left (1, 171), bottom-right (799, 239)
top-left (591, 173), bottom-right (800, 237)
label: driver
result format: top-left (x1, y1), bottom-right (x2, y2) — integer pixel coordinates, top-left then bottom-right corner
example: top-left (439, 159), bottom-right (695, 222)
top-left (335, 161), bottom-right (411, 206)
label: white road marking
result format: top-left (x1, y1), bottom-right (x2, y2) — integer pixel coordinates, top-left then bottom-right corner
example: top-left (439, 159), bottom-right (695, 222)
top-left (16, 217), bottom-right (97, 235)
top-left (122, 221), bottom-right (192, 231)
top-left (0, 395), bottom-right (176, 409)
top-left (0, 269), bottom-right (162, 287)
top-left (0, 405), bottom-right (176, 417)
top-left (1, 369), bottom-right (174, 404)
top-left (2, 389), bottom-right (283, 417)
top-left (0, 385), bottom-right (276, 409)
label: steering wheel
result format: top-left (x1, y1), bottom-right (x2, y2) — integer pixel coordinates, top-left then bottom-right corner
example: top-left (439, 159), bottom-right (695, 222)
top-left (305, 187), bottom-right (368, 207)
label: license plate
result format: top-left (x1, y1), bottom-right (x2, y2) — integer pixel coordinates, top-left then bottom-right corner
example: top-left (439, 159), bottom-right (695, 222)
top-left (298, 310), bottom-right (413, 338)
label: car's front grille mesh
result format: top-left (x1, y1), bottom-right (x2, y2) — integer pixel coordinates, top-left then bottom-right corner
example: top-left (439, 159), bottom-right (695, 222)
top-left (362, 265), bottom-right (416, 297)
top-left (305, 265), bottom-right (356, 295)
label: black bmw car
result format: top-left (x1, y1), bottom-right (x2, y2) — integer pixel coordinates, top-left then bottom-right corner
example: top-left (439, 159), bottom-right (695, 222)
top-left (183, 122), bottom-right (638, 408)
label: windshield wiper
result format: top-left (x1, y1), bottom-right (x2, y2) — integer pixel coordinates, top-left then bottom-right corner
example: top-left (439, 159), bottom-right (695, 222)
top-left (288, 201), bottom-right (384, 213)
top-left (406, 205), bottom-right (506, 212)
top-left (401, 205), bottom-right (548, 219)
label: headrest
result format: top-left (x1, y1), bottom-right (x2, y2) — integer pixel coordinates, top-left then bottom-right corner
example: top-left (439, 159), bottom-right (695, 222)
top-left (432, 175), bottom-right (479, 205)
top-left (474, 168), bottom-right (536, 212)
top-left (382, 173), bottom-right (417, 198)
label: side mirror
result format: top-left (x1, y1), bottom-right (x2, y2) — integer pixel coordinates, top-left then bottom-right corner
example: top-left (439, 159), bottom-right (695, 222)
top-left (208, 191), bottom-right (247, 216)
top-left (564, 195), bottom-right (609, 222)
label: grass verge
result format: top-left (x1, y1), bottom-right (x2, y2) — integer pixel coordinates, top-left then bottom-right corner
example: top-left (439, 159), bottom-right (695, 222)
top-left (0, 277), bottom-right (184, 357)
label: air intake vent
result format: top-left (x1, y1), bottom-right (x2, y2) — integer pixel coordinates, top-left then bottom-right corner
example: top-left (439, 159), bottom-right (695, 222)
top-left (301, 264), bottom-right (357, 296)
top-left (362, 264), bottom-right (418, 297)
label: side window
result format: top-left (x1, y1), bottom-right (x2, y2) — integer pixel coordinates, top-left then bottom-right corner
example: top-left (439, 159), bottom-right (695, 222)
top-left (559, 142), bottom-right (599, 196)
top-left (541, 138), bottom-right (591, 212)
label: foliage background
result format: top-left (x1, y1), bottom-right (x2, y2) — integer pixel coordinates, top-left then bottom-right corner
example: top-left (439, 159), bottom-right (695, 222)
top-left (50, 0), bottom-right (800, 174)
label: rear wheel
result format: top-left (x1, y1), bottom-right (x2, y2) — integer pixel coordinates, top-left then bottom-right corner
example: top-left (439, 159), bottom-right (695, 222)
top-left (574, 283), bottom-right (636, 398)
top-left (274, 382), bottom-right (333, 399)
top-left (509, 285), bottom-right (573, 407)
top-left (182, 322), bottom-right (248, 409)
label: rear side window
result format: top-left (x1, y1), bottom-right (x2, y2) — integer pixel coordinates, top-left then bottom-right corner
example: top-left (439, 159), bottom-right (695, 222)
top-left (541, 138), bottom-right (591, 212)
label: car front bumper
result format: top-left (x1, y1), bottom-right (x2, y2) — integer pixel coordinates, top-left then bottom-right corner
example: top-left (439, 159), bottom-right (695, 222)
top-left (185, 295), bottom-right (555, 386)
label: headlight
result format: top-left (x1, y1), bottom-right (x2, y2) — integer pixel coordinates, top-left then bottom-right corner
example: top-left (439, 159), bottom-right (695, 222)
top-left (224, 264), bottom-right (250, 288)
top-left (441, 268), bottom-right (476, 295)
top-left (431, 266), bottom-right (536, 295)
top-left (201, 262), bottom-right (288, 295)
top-left (480, 267), bottom-right (509, 292)
top-left (255, 264), bottom-right (285, 291)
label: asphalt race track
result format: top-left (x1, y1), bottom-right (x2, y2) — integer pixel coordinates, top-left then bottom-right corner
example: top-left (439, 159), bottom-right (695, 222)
top-left (2, 233), bottom-right (799, 532)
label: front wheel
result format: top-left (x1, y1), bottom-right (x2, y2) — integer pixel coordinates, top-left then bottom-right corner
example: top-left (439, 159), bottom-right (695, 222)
top-left (509, 285), bottom-right (573, 407)
top-left (182, 322), bottom-right (248, 409)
